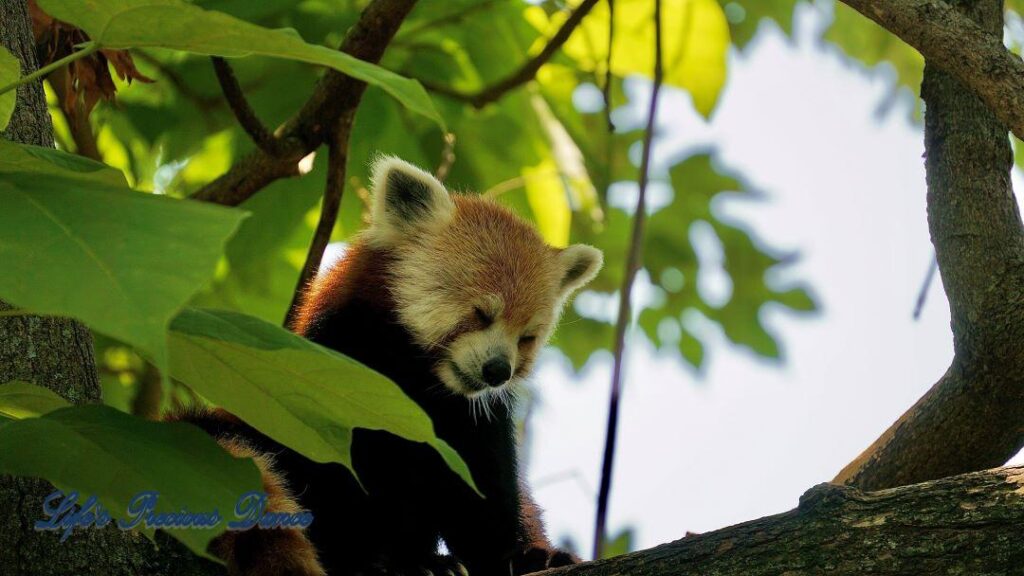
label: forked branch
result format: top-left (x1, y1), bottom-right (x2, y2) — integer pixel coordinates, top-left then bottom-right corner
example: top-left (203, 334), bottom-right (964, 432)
top-left (190, 0), bottom-right (418, 207)
top-left (210, 56), bottom-right (282, 156)
top-left (839, 0), bottom-right (1024, 141)
top-left (421, 0), bottom-right (600, 108)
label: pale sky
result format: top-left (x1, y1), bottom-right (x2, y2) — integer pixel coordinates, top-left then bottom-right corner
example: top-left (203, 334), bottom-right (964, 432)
top-left (526, 4), bottom-right (1024, 556)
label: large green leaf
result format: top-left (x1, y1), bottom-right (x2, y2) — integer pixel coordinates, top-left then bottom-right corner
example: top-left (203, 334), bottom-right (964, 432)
top-left (0, 161), bottom-right (246, 373)
top-left (35, 0), bottom-right (444, 127)
top-left (168, 307), bottom-right (479, 493)
top-left (0, 45), bottom-right (18, 130)
top-left (0, 139), bottom-right (127, 186)
top-left (0, 392), bottom-right (262, 559)
top-left (0, 381), bottom-right (70, 420)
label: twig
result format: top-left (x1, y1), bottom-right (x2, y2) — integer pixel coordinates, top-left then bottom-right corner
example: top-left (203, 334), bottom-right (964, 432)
top-left (0, 41), bottom-right (97, 95)
top-left (420, 0), bottom-right (600, 108)
top-left (435, 132), bottom-right (456, 182)
top-left (592, 0), bottom-right (663, 561)
top-left (190, 0), bottom-right (418, 207)
top-left (601, 0), bottom-right (615, 132)
top-left (912, 253), bottom-right (938, 320)
top-left (283, 110), bottom-right (355, 328)
top-left (210, 56), bottom-right (282, 156)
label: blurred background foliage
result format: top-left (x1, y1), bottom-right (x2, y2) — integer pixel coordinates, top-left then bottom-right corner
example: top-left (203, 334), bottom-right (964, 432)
top-left (54, 0), bottom-right (1024, 421)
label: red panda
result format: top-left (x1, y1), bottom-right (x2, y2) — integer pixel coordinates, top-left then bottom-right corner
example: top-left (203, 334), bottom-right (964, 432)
top-left (178, 157), bottom-right (603, 575)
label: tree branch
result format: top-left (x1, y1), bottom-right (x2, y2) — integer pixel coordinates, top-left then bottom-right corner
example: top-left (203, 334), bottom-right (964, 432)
top-left (539, 466), bottom-right (1024, 575)
top-left (283, 110), bottom-right (354, 328)
top-left (190, 0), bottom-right (418, 207)
top-left (210, 56), bottom-right (282, 156)
top-left (834, 0), bottom-right (1024, 491)
top-left (420, 0), bottom-right (600, 109)
top-left (593, 0), bottom-right (662, 560)
top-left (838, 0), bottom-right (1024, 141)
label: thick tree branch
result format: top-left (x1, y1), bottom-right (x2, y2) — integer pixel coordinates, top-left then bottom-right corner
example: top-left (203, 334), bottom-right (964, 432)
top-left (190, 0), bottom-right (418, 206)
top-left (539, 466), bottom-right (1024, 575)
top-left (421, 0), bottom-right (599, 109)
top-left (592, 0), bottom-right (661, 560)
top-left (283, 110), bottom-right (354, 328)
top-left (839, 0), bottom-right (1024, 141)
top-left (835, 0), bottom-right (1024, 491)
top-left (210, 56), bottom-right (282, 156)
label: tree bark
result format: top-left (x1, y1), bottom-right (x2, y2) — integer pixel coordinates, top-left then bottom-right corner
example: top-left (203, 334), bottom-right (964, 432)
top-left (538, 466), bottom-right (1024, 575)
top-left (834, 0), bottom-right (1024, 491)
top-left (839, 0), bottom-right (1024, 142)
top-left (0, 2), bottom-right (219, 573)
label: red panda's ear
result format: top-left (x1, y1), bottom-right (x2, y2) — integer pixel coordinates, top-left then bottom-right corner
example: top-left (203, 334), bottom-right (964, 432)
top-left (558, 244), bottom-right (603, 296)
top-left (368, 155), bottom-right (454, 245)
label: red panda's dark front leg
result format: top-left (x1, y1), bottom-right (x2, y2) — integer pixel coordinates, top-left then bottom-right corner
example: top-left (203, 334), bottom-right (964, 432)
top-left (210, 438), bottom-right (326, 576)
top-left (509, 485), bottom-right (580, 574)
top-left (438, 420), bottom-right (578, 576)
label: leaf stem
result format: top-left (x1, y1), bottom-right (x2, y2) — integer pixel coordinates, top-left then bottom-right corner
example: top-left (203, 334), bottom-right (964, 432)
top-left (593, 0), bottom-right (664, 561)
top-left (0, 42), bottom-right (100, 96)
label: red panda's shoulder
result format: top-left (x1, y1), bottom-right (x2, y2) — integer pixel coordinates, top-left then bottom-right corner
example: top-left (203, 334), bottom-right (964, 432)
top-left (290, 241), bottom-right (395, 337)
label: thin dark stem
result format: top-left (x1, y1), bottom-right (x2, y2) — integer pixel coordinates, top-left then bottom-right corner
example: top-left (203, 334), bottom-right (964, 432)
top-left (602, 0), bottom-right (615, 132)
top-left (211, 56), bottom-right (282, 156)
top-left (283, 110), bottom-right (355, 329)
top-left (592, 0), bottom-right (663, 561)
top-left (420, 0), bottom-right (599, 108)
top-left (913, 253), bottom-right (938, 320)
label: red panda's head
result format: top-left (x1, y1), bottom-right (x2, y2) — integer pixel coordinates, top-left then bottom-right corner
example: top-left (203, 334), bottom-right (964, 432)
top-left (365, 156), bottom-right (602, 401)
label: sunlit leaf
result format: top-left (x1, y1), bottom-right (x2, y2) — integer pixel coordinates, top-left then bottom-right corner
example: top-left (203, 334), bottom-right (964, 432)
top-left (523, 158), bottom-right (572, 247)
top-left (168, 307), bottom-right (479, 494)
top-left (35, 0), bottom-right (444, 127)
top-left (560, 0), bottom-right (731, 117)
top-left (0, 160), bottom-right (246, 373)
top-left (0, 381), bottom-right (70, 420)
top-left (0, 139), bottom-right (126, 186)
top-left (0, 45), bottom-right (19, 130)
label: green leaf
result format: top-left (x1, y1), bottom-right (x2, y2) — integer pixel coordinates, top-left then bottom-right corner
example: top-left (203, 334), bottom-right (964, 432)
top-left (36, 0), bottom-right (444, 127)
top-left (720, 0), bottom-right (798, 48)
top-left (600, 527), bottom-right (635, 559)
top-left (0, 166), bottom-right (246, 374)
top-left (561, 0), bottom-right (731, 117)
top-left (167, 308), bottom-right (479, 494)
top-left (0, 45), bottom-right (18, 130)
top-left (0, 381), bottom-right (70, 420)
top-left (0, 400), bottom-right (262, 559)
top-left (0, 140), bottom-right (127, 186)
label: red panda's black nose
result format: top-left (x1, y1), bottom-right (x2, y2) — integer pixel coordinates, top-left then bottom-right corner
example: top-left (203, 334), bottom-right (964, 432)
top-left (481, 357), bottom-right (512, 387)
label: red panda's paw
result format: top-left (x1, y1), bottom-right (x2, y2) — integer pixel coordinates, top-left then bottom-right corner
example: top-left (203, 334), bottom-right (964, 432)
top-left (356, 554), bottom-right (468, 576)
top-left (511, 545), bottom-right (580, 575)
